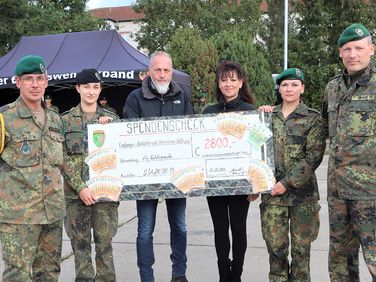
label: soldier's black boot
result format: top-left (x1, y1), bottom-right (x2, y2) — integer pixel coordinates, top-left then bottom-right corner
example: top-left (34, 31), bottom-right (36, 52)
top-left (218, 259), bottom-right (231, 282)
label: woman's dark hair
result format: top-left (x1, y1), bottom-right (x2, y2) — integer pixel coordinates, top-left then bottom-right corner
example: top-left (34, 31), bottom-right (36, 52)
top-left (215, 60), bottom-right (255, 105)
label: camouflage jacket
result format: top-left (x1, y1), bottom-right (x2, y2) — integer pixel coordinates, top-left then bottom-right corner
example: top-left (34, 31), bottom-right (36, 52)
top-left (262, 102), bottom-right (325, 206)
top-left (323, 64), bottom-right (376, 200)
top-left (99, 104), bottom-right (117, 114)
top-left (62, 104), bottom-right (119, 199)
top-left (0, 97), bottom-right (65, 224)
top-left (49, 105), bottom-right (59, 113)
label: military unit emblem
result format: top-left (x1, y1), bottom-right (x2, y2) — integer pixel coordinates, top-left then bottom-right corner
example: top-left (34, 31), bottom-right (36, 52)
top-left (20, 140), bottom-right (32, 155)
top-left (93, 129), bottom-right (105, 148)
top-left (355, 28), bottom-right (364, 36)
top-left (39, 63), bottom-right (46, 74)
top-left (95, 72), bottom-right (101, 81)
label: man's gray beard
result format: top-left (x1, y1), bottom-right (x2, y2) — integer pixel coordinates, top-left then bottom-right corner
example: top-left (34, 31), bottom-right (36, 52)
top-left (151, 79), bottom-right (169, 95)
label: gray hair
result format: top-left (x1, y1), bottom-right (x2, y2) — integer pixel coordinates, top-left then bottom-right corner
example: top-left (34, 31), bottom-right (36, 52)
top-left (149, 51), bottom-right (172, 64)
top-left (366, 35), bottom-right (373, 44)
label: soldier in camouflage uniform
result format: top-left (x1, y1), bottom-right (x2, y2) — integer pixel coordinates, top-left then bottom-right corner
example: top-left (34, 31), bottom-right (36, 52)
top-left (322, 23), bottom-right (376, 281)
top-left (98, 95), bottom-right (117, 115)
top-left (0, 55), bottom-right (65, 281)
top-left (194, 93), bottom-right (207, 114)
top-left (258, 68), bottom-right (325, 281)
top-left (62, 69), bottom-right (119, 282)
top-left (44, 93), bottom-right (59, 113)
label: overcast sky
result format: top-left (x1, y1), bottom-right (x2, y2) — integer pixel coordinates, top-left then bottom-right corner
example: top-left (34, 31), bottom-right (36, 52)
top-left (87, 0), bottom-right (134, 10)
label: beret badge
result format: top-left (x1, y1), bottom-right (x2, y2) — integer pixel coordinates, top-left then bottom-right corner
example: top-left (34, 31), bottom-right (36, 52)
top-left (95, 72), bottom-right (101, 81)
top-left (40, 63), bottom-right (46, 74)
top-left (355, 28), bottom-right (364, 36)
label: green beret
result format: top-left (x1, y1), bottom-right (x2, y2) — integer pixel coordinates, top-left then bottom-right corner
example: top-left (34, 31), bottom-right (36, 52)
top-left (276, 68), bottom-right (304, 85)
top-left (15, 55), bottom-right (47, 76)
top-left (338, 23), bottom-right (370, 47)
top-left (76, 69), bottom-right (102, 84)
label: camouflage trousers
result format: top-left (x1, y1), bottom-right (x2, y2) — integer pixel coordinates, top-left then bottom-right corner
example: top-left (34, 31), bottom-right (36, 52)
top-left (328, 197), bottom-right (376, 282)
top-left (0, 219), bottom-right (63, 282)
top-left (64, 199), bottom-right (119, 282)
top-left (260, 202), bottom-right (320, 282)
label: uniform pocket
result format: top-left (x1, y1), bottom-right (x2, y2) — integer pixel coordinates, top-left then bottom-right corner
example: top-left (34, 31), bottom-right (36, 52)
top-left (12, 133), bottom-right (40, 167)
top-left (309, 202), bottom-right (321, 242)
top-left (47, 131), bottom-right (65, 166)
top-left (286, 126), bottom-right (307, 159)
top-left (347, 102), bottom-right (375, 136)
top-left (65, 131), bottom-right (85, 154)
top-left (286, 126), bottom-right (307, 143)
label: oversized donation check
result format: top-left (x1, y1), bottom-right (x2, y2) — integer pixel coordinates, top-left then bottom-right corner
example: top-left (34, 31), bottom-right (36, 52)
top-left (86, 111), bottom-right (275, 201)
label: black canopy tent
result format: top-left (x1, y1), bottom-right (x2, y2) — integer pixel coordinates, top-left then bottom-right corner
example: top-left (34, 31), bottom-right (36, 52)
top-left (0, 30), bottom-right (192, 116)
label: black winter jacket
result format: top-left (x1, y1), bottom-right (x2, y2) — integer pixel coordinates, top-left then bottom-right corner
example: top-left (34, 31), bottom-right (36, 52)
top-left (123, 76), bottom-right (193, 118)
top-left (203, 95), bottom-right (256, 114)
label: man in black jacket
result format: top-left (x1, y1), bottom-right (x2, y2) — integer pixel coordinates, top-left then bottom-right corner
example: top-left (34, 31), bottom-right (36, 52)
top-left (123, 51), bottom-right (193, 282)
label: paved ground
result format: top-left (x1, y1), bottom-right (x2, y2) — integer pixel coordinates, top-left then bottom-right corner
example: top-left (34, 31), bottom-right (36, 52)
top-left (0, 156), bottom-right (372, 281)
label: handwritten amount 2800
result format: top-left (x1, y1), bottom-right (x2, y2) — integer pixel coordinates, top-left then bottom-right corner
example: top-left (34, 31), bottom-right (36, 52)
top-left (204, 137), bottom-right (230, 149)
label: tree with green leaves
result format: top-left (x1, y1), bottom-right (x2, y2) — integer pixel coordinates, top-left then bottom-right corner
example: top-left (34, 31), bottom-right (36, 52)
top-left (0, 0), bottom-right (29, 55)
top-left (168, 28), bottom-right (218, 110)
top-left (293, 0), bottom-right (376, 109)
top-left (263, 0), bottom-right (376, 109)
top-left (133, 0), bottom-right (262, 53)
top-left (212, 29), bottom-right (275, 106)
top-left (19, 0), bottom-right (104, 35)
top-left (0, 0), bottom-right (105, 56)
top-left (133, 0), bottom-right (274, 107)
top-left (258, 0), bottom-right (285, 75)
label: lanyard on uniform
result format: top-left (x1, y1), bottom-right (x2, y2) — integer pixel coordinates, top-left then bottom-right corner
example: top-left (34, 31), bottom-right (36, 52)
top-left (0, 113), bottom-right (5, 154)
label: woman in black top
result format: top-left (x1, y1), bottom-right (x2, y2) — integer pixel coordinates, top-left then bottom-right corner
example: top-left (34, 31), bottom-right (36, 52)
top-left (203, 61), bottom-right (256, 282)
